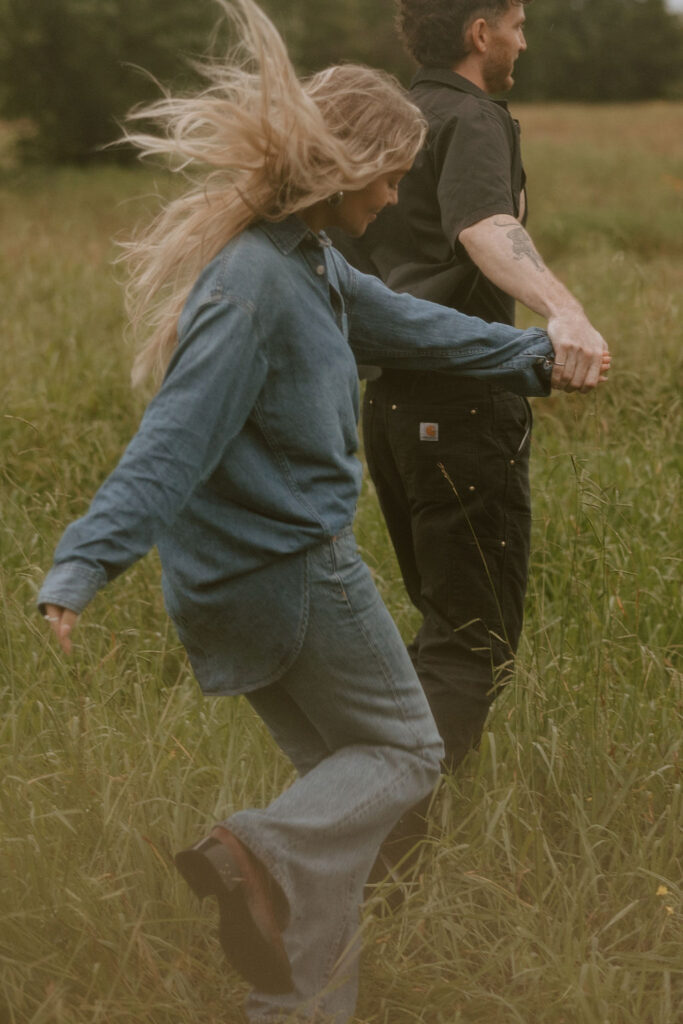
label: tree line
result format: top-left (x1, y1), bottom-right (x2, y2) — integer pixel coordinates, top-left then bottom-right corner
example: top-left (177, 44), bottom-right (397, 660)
top-left (1, 0), bottom-right (682, 163)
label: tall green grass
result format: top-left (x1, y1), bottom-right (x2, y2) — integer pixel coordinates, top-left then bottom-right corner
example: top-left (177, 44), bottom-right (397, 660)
top-left (1, 104), bottom-right (681, 1023)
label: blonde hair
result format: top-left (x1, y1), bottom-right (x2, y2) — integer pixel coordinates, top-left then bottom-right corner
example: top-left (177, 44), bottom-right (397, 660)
top-left (120, 0), bottom-right (426, 386)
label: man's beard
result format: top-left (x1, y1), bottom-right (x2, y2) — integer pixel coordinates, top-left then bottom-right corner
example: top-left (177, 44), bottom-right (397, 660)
top-left (482, 52), bottom-right (515, 94)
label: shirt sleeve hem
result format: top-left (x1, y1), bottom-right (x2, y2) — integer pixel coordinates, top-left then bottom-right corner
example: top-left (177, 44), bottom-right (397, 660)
top-left (37, 562), bottom-right (107, 615)
top-left (452, 204), bottom-right (518, 242)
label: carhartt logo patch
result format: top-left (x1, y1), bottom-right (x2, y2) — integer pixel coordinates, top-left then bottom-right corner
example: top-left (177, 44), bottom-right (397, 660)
top-left (420, 422), bottom-right (439, 441)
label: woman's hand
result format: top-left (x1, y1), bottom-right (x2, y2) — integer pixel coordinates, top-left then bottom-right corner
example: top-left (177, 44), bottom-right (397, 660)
top-left (43, 603), bottom-right (79, 655)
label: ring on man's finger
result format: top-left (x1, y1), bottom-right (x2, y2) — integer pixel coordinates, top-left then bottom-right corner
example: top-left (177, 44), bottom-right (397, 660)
top-left (44, 615), bottom-right (60, 622)
top-left (553, 361), bottom-right (566, 367)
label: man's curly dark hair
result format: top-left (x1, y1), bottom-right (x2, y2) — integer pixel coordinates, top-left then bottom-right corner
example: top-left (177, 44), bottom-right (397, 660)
top-left (397, 0), bottom-right (531, 68)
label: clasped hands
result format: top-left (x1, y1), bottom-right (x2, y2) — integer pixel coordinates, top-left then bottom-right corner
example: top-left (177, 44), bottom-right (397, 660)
top-left (547, 311), bottom-right (611, 393)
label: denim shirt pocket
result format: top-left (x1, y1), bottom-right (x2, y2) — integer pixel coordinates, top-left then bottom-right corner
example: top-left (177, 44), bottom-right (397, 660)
top-left (169, 549), bottom-right (310, 695)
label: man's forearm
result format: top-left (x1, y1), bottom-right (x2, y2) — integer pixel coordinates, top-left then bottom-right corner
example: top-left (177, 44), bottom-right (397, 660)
top-left (459, 214), bottom-right (609, 393)
top-left (459, 215), bottom-right (581, 319)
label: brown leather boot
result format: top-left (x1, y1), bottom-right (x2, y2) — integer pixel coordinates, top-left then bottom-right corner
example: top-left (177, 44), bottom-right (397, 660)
top-left (175, 826), bottom-right (293, 994)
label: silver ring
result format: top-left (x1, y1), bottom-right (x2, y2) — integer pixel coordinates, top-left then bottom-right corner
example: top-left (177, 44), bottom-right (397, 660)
top-left (44, 615), bottom-right (60, 622)
top-left (554, 361), bottom-right (566, 367)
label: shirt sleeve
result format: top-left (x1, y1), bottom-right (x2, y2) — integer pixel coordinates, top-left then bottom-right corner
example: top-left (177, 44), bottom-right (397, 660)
top-left (37, 299), bottom-right (268, 613)
top-left (433, 102), bottom-right (516, 245)
top-left (335, 256), bottom-right (553, 397)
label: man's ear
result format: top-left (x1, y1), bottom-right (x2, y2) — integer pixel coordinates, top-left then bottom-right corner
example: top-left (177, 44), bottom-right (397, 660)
top-left (467, 17), bottom-right (490, 55)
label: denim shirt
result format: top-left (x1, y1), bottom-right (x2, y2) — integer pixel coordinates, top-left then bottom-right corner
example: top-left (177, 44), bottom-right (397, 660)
top-left (38, 215), bottom-right (553, 694)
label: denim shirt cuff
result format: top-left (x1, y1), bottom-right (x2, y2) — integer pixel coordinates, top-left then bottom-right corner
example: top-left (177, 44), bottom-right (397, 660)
top-left (527, 356), bottom-right (553, 396)
top-left (37, 562), bottom-right (107, 615)
top-left (520, 331), bottom-right (554, 395)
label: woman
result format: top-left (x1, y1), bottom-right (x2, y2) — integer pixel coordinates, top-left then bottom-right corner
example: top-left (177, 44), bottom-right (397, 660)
top-left (39, 2), bottom-right (556, 1020)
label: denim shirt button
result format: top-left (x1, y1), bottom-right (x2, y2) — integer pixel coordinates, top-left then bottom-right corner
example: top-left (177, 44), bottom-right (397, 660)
top-left (315, 265), bottom-right (325, 276)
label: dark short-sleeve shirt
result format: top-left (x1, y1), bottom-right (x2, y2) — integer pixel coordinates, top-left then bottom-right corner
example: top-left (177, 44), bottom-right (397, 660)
top-left (334, 69), bottom-right (526, 326)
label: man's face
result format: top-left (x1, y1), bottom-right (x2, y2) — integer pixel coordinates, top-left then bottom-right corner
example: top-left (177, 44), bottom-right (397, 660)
top-left (482, 3), bottom-right (527, 93)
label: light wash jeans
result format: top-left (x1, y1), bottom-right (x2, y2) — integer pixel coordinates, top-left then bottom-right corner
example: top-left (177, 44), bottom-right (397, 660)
top-left (224, 528), bottom-right (444, 1022)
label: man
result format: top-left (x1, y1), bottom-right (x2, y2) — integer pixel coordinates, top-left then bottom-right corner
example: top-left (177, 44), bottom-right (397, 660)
top-left (335, 0), bottom-right (609, 776)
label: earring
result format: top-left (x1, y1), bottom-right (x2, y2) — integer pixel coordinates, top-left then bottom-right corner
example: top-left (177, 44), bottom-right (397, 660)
top-left (327, 191), bottom-right (344, 207)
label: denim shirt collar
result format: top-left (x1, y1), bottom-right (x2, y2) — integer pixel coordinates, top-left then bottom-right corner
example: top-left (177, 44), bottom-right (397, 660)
top-left (258, 214), bottom-right (329, 255)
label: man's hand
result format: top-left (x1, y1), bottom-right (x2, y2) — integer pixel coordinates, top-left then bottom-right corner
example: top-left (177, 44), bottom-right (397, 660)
top-left (43, 603), bottom-right (79, 655)
top-left (547, 311), bottom-right (610, 393)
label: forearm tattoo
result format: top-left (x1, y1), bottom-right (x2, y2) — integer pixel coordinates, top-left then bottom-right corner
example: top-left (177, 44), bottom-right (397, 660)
top-left (493, 218), bottom-right (546, 272)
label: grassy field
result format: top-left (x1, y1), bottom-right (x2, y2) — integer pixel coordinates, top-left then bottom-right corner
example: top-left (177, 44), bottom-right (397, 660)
top-left (1, 103), bottom-right (681, 1024)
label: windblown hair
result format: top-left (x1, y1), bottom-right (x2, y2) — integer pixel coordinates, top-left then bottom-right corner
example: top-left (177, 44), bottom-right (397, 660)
top-left (397, 0), bottom-right (531, 68)
top-left (120, 0), bottom-right (426, 386)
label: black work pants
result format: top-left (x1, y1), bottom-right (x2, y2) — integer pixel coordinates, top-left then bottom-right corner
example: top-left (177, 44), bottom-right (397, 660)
top-left (363, 369), bottom-right (533, 772)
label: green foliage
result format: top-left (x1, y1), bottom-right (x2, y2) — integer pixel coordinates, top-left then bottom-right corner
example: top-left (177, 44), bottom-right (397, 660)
top-left (516, 0), bottom-right (683, 101)
top-left (1, 0), bottom-right (682, 163)
top-left (0, 0), bottom-right (218, 163)
top-left (0, 0), bottom-right (410, 165)
top-left (1, 103), bottom-right (681, 1022)
top-left (258, 0), bottom-right (410, 77)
